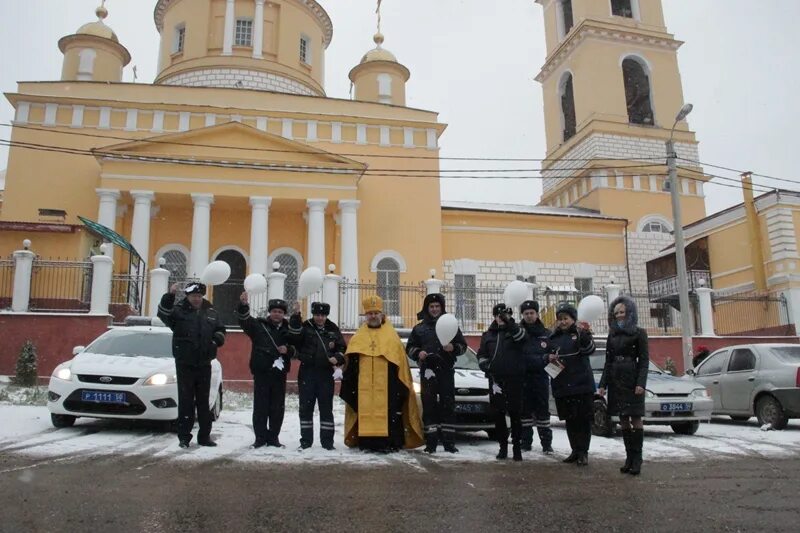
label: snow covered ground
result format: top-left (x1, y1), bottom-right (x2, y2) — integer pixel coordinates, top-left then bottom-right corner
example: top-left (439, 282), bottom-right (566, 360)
top-left (1, 393), bottom-right (799, 468)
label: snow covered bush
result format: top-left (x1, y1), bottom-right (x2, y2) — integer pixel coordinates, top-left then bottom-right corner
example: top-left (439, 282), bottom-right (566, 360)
top-left (14, 340), bottom-right (38, 387)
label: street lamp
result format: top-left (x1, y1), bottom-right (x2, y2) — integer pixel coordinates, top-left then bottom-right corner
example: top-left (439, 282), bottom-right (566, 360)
top-left (666, 103), bottom-right (694, 373)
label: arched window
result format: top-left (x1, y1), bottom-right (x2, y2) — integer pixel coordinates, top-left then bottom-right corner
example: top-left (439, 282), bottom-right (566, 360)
top-left (377, 74), bottom-right (392, 104)
top-left (214, 249), bottom-right (247, 326)
top-left (622, 57), bottom-right (654, 125)
top-left (162, 249), bottom-right (188, 284)
top-left (557, 0), bottom-right (574, 39)
top-left (560, 72), bottom-right (576, 141)
top-left (274, 252), bottom-right (300, 306)
top-left (638, 215), bottom-right (673, 234)
top-left (376, 257), bottom-right (400, 317)
top-left (78, 49), bottom-right (96, 81)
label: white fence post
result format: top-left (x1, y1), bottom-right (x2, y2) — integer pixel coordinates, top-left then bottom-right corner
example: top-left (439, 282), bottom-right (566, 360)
top-left (149, 258), bottom-right (170, 317)
top-left (323, 266), bottom-right (342, 324)
top-left (11, 239), bottom-right (35, 312)
top-left (268, 261), bottom-right (287, 301)
top-left (695, 279), bottom-right (715, 336)
top-left (425, 278), bottom-right (444, 295)
top-left (605, 280), bottom-right (621, 306)
top-left (89, 244), bottom-right (114, 315)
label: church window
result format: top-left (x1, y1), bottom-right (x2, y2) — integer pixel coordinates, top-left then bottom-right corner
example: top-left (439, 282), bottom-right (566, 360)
top-left (574, 277), bottom-right (593, 300)
top-left (642, 221), bottom-right (670, 234)
top-left (377, 74), bottom-right (392, 104)
top-left (622, 57), bottom-right (654, 125)
top-left (77, 49), bottom-right (96, 81)
top-left (376, 257), bottom-right (400, 317)
top-left (611, 0), bottom-right (634, 18)
top-left (235, 19), bottom-right (253, 47)
top-left (173, 24), bottom-right (185, 53)
top-left (558, 0), bottom-right (574, 38)
top-left (300, 35), bottom-right (311, 64)
top-left (560, 73), bottom-right (576, 142)
top-left (162, 249), bottom-right (188, 284)
top-left (454, 274), bottom-right (476, 322)
top-left (274, 252), bottom-right (300, 306)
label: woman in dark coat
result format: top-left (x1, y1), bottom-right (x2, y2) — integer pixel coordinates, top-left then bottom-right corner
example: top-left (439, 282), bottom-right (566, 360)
top-left (598, 295), bottom-right (649, 475)
top-left (548, 303), bottom-right (595, 466)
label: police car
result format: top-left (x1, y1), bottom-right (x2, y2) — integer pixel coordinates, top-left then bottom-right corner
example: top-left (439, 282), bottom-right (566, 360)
top-left (399, 332), bottom-right (495, 437)
top-left (47, 317), bottom-right (224, 428)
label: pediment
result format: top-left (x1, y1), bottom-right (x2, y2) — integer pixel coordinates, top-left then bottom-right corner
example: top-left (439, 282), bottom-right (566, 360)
top-left (94, 122), bottom-right (366, 171)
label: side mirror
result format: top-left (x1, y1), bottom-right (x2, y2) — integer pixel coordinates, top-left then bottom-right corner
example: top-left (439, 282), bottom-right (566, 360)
top-left (685, 368), bottom-right (695, 376)
top-left (72, 346), bottom-right (85, 356)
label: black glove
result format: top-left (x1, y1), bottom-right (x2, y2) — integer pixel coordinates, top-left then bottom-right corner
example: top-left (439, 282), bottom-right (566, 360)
top-left (478, 359), bottom-right (490, 373)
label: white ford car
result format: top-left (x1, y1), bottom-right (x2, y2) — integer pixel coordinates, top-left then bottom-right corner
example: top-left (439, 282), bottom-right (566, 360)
top-left (47, 322), bottom-right (223, 428)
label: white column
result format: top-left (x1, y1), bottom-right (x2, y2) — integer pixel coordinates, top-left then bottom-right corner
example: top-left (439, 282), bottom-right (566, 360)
top-left (96, 189), bottom-right (120, 232)
top-left (306, 199), bottom-right (328, 272)
top-left (249, 196), bottom-right (271, 275)
top-left (425, 278), bottom-right (444, 295)
top-left (89, 247), bottom-right (114, 315)
top-left (268, 270), bottom-right (287, 301)
top-left (222, 0), bottom-right (236, 55)
top-left (605, 281), bottom-right (621, 306)
top-left (11, 243), bottom-right (35, 312)
top-left (130, 191), bottom-right (155, 269)
top-left (149, 259), bottom-right (171, 318)
top-left (696, 284), bottom-right (715, 336)
top-left (323, 271), bottom-right (342, 324)
top-left (785, 288), bottom-right (800, 334)
top-left (253, 0), bottom-right (265, 58)
top-left (338, 200), bottom-right (360, 329)
top-left (190, 193), bottom-right (214, 278)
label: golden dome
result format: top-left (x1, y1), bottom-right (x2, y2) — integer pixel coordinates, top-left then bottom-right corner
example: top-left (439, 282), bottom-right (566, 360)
top-left (360, 33), bottom-right (398, 64)
top-left (75, 5), bottom-right (119, 42)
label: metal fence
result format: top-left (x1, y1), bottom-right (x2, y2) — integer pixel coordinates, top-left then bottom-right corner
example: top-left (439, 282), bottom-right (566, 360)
top-left (28, 259), bottom-right (92, 313)
top-left (110, 273), bottom-right (145, 319)
top-left (712, 292), bottom-right (793, 336)
top-left (0, 258), bottom-right (14, 309)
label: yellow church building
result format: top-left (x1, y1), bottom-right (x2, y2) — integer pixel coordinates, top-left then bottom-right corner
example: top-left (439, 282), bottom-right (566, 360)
top-left (1, 0), bottom-right (794, 334)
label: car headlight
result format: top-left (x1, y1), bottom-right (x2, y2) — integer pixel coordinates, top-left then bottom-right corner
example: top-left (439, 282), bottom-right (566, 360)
top-left (144, 373), bottom-right (176, 386)
top-left (645, 389), bottom-right (655, 399)
top-left (413, 382), bottom-right (421, 393)
top-left (691, 388), bottom-right (709, 398)
top-left (54, 367), bottom-right (72, 381)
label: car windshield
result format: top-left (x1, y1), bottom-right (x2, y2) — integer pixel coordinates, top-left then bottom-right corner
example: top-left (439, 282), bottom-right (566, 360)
top-left (770, 346), bottom-right (800, 363)
top-left (407, 347), bottom-right (481, 371)
top-left (84, 330), bottom-right (174, 358)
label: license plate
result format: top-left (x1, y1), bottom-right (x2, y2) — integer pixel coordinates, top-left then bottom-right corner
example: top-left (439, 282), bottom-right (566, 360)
top-left (81, 390), bottom-right (127, 404)
top-left (455, 402), bottom-right (488, 413)
top-left (660, 402), bottom-right (692, 412)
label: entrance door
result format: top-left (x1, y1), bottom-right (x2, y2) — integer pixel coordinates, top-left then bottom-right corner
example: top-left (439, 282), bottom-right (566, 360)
top-left (213, 249), bottom-right (246, 326)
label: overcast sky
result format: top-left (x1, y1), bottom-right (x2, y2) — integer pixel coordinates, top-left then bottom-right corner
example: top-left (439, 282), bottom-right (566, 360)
top-left (1, 0), bottom-right (799, 216)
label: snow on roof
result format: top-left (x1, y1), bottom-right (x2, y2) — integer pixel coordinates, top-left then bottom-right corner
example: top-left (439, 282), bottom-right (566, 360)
top-left (441, 201), bottom-right (624, 220)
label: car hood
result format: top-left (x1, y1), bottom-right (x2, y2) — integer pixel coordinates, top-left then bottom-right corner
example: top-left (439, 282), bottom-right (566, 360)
top-left (647, 372), bottom-right (704, 394)
top-left (69, 352), bottom-right (175, 378)
top-left (411, 368), bottom-right (488, 388)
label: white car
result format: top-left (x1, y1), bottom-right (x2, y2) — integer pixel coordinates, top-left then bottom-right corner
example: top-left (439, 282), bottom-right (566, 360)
top-left (47, 322), bottom-right (223, 428)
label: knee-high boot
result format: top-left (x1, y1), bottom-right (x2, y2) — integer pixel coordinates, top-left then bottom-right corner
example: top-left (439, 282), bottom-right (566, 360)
top-left (629, 428), bottom-right (643, 475)
top-left (620, 428), bottom-right (633, 473)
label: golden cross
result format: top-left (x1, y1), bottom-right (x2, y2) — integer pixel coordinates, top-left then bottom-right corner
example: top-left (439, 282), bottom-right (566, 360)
top-left (376, 0), bottom-right (383, 34)
top-left (369, 338), bottom-right (377, 352)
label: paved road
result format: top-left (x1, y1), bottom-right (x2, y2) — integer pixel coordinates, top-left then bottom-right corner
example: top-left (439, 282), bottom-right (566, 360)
top-left (1, 451), bottom-right (797, 533)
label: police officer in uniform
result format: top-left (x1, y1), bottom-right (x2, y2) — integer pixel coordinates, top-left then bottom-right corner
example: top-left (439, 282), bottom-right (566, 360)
top-left (237, 293), bottom-right (295, 448)
top-left (288, 301), bottom-right (347, 450)
top-left (406, 293), bottom-right (467, 454)
top-left (549, 302), bottom-right (595, 466)
top-left (477, 303), bottom-right (527, 461)
top-left (158, 282), bottom-right (226, 448)
top-left (519, 300), bottom-right (554, 454)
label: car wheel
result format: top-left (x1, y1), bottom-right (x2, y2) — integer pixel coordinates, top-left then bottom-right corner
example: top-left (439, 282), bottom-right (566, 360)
top-left (756, 395), bottom-right (788, 430)
top-left (729, 415), bottom-right (751, 422)
top-left (592, 399), bottom-right (615, 437)
top-left (51, 414), bottom-right (76, 428)
top-left (670, 421), bottom-right (700, 435)
top-left (211, 386), bottom-right (223, 421)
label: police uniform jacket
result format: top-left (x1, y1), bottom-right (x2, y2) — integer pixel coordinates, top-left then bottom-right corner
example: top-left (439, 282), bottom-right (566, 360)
top-left (288, 314), bottom-right (347, 371)
top-left (236, 303), bottom-right (296, 375)
top-left (477, 319), bottom-right (527, 379)
top-left (549, 325), bottom-right (596, 398)
top-left (158, 293), bottom-right (226, 366)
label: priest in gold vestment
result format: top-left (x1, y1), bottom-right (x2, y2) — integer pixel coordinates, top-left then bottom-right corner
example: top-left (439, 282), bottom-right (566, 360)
top-left (340, 295), bottom-right (424, 452)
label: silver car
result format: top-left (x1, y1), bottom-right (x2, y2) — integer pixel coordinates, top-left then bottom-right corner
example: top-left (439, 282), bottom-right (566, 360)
top-left (687, 343), bottom-right (800, 429)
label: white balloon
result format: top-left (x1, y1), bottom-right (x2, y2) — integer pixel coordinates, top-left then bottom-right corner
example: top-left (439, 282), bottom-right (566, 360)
top-left (200, 261), bottom-right (231, 286)
top-left (435, 313), bottom-right (459, 346)
top-left (578, 295), bottom-right (606, 322)
top-left (298, 267), bottom-right (324, 298)
top-left (244, 273), bottom-right (267, 294)
top-left (503, 280), bottom-right (529, 309)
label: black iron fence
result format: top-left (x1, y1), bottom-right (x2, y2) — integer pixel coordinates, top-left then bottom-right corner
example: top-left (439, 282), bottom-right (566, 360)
top-left (29, 259), bottom-right (92, 313)
top-left (0, 258), bottom-right (14, 309)
top-left (110, 273), bottom-right (145, 320)
top-left (712, 292), bottom-right (793, 336)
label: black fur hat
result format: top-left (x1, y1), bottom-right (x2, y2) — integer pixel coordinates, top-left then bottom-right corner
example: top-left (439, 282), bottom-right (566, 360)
top-left (268, 299), bottom-right (288, 312)
top-left (492, 303), bottom-right (509, 317)
top-left (520, 300), bottom-right (539, 313)
top-left (555, 302), bottom-right (577, 321)
top-left (311, 302), bottom-right (331, 316)
top-left (417, 293), bottom-right (447, 320)
top-left (184, 283), bottom-right (206, 296)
